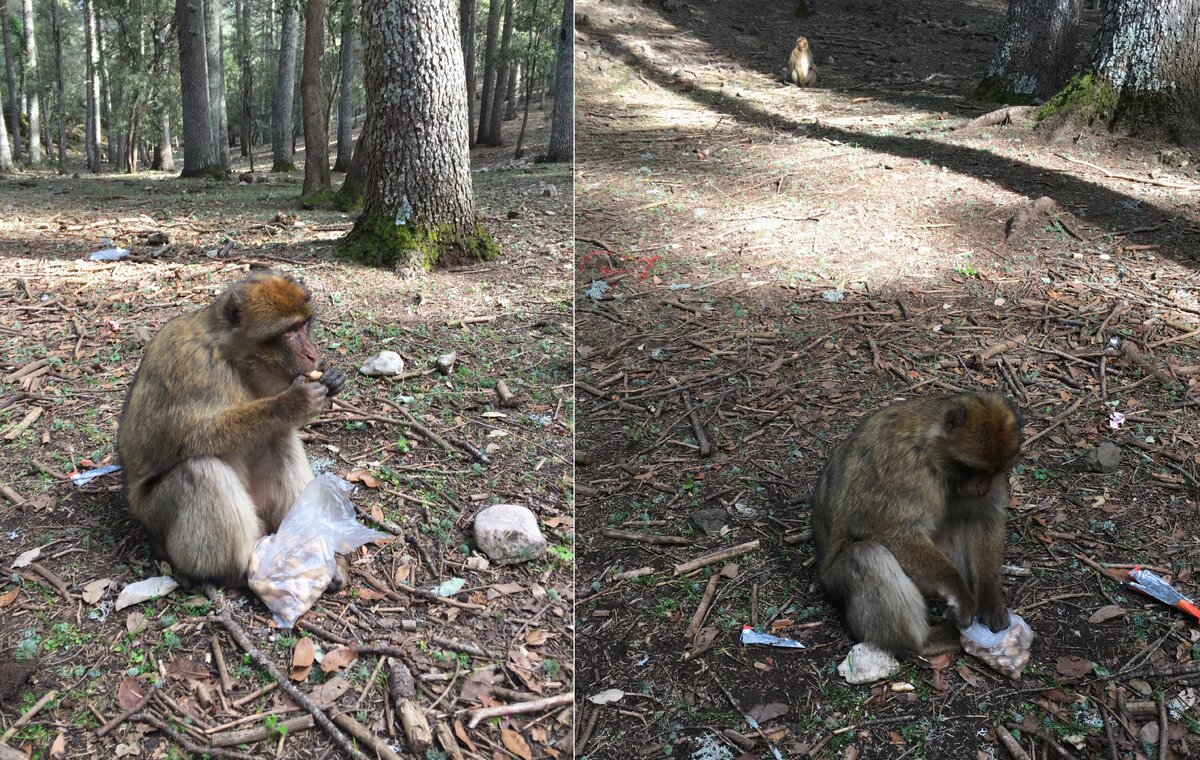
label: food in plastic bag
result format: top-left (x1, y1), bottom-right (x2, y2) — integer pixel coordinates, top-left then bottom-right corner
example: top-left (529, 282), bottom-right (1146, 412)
top-left (248, 473), bottom-right (385, 627)
top-left (960, 611), bottom-right (1035, 679)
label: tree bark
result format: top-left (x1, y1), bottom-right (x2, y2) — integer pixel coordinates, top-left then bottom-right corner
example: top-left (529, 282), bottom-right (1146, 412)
top-left (1093, 0), bottom-right (1200, 142)
top-left (2, 11), bottom-right (19, 162)
top-left (273, 0), bottom-right (300, 170)
top-left (503, 60), bottom-right (517, 121)
top-left (333, 0), bottom-right (356, 172)
top-left (238, 0), bottom-right (253, 156)
top-left (339, 0), bottom-right (495, 269)
top-left (177, 0), bottom-right (220, 175)
top-left (83, 0), bottom-right (102, 171)
top-left (21, 0), bottom-right (40, 163)
top-left (153, 110), bottom-right (176, 170)
top-left (483, 0), bottom-right (513, 145)
top-left (205, 0), bottom-right (231, 169)
top-left (976, 0), bottom-right (1081, 102)
top-left (97, 9), bottom-right (115, 164)
top-left (301, 0), bottom-right (331, 198)
top-left (475, 0), bottom-right (500, 144)
top-left (545, 0), bottom-right (571, 162)
top-left (459, 0), bottom-right (476, 144)
top-left (0, 97), bottom-right (13, 172)
top-left (50, 0), bottom-right (66, 172)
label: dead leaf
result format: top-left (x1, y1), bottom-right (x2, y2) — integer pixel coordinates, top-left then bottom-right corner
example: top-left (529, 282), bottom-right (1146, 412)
top-left (0, 587), bottom-right (19, 608)
top-left (588, 688), bottom-right (624, 705)
top-left (501, 727), bottom-right (532, 760)
top-left (494, 582), bottom-right (524, 595)
top-left (1056, 655), bottom-right (1093, 680)
top-left (394, 565), bottom-right (411, 585)
top-left (454, 719), bottom-right (479, 753)
top-left (320, 646), bottom-right (359, 673)
top-left (310, 676), bottom-right (351, 708)
top-left (371, 503), bottom-right (386, 523)
top-left (747, 702), bottom-right (788, 723)
top-left (125, 611), bottom-right (148, 635)
top-left (347, 468), bottom-right (379, 488)
top-left (117, 676), bottom-right (149, 710)
top-left (115, 576), bottom-right (179, 610)
top-left (525, 629), bottom-right (551, 646)
top-left (956, 665), bottom-right (979, 687)
top-left (81, 578), bottom-right (112, 604)
top-left (12, 547), bottom-right (40, 568)
top-left (49, 731), bottom-right (65, 759)
top-left (1088, 604), bottom-right (1126, 624)
top-left (291, 638), bottom-right (316, 681)
top-left (166, 657), bottom-right (211, 683)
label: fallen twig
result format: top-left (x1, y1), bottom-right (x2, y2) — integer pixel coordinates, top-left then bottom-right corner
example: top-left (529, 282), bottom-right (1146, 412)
top-left (466, 693), bottom-right (574, 729)
top-left (674, 540), bottom-right (760, 576)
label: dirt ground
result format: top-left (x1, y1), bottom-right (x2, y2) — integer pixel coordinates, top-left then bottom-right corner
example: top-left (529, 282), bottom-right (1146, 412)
top-left (573, 1), bottom-right (1200, 759)
top-left (0, 112), bottom-right (574, 758)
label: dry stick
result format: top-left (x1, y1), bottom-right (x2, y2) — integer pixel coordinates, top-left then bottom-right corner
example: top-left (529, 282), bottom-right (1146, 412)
top-left (135, 713), bottom-right (256, 760)
top-left (601, 528), bottom-right (690, 546)
top-left (1158, 693), bottom-right (1170, 760)
top-left (332, 712), bottom-right (402, 760)
top-left (576, 708), bottom-right (600, 757)
top-left (685, 573), bottom-right (722, 642)
top-left (993, 723), bottom-right (1033, 760)
top-left (1096, 697), bottom-right (1120, 760)
top-left (974, 334), bottom-right (1026, 366)
top-left (427, 635), bottom-right (497, 660)
top-left (211, 715), bottom-right (315, 747)
top-left (1054, 152), bottom-right (1200, 191)
top-left (1023, 393), bottom-right (1093, 449)
top-left (0, 482), bottom-right (24, 505)
top-left (466, 693), bottom-right (574, 729)
top-left (1005, 721), bottom-right (1079, 760)
top-left (1094, 302), bottom-right (1125, 343)
top-left (211, 634), bottom-right (234, 692)
top-left (1121, 342), bottom-right (1178, 388)
top-left (0, 689), bottom-right (58, 742)
top-left (204, 588), bottom-right (367, 760)
top-left (674, 540), bottom-right (760, 577)
top-left (682, 393), bottom-right (711, 458)
top-left (27, 562), bottom-right (73, 601)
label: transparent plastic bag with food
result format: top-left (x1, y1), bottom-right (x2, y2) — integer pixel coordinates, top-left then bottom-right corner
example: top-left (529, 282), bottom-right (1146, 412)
top-left (248, 473), bottom-right (384, 627)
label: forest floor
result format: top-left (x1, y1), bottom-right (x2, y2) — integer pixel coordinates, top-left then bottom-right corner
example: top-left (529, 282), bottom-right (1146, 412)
top-left (0, 112), bottom-right (574, 759)
top-left (574, 1), bottom-right (1200, 759)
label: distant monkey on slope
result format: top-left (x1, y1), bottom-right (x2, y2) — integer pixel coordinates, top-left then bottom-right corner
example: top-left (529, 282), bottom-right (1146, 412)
top-left (788, 35), bottom-right (819, 87)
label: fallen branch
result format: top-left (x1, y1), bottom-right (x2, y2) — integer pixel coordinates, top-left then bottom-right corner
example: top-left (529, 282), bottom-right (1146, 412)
top-left (1055, 153), bottom-right (1200, 191)
top-left (466, 693), bottom-right (574, 729)
top-left (601, 528), bottom-right (690, 545)
top-left (0, 689), bottom-right (57, 742)
top-left (674, 540), bottom-right (761, 576)
top-left (210, 715), bottom-right (315, 747)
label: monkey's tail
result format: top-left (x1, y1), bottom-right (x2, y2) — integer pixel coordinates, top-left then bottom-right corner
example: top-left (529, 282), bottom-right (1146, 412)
top-left (826, 541), bottom-right (929, 654)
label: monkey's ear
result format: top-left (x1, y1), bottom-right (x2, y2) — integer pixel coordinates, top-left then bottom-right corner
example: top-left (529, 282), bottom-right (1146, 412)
top-left (942, 402), bottom-right (968, 433)
top-left (221, 289), bottom-right (245, 327)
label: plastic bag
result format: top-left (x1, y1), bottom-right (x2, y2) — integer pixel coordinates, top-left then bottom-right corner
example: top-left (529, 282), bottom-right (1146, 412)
top-left (960, 611), bottom-right (1035, 679)
top-left (248, 473), bottom-right (385, 628)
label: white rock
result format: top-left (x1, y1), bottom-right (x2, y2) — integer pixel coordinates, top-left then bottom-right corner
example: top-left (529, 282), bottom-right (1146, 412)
top-left (359, 351), bottom-right (405, 377)
top-left (837, 642), bottom-right (900, 684)
top-left (473, 504), bottom-right (547, 566)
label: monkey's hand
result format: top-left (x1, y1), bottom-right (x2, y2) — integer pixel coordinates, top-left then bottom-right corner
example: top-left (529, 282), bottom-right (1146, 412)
top-left (949, 592), bottom-right (978, 630)
top-left (316, 367), bottom-right (347, 398)
top-left (976, 592), bottom-right (1010, 632)
top-left (287, 375), bottom-right (331, 419)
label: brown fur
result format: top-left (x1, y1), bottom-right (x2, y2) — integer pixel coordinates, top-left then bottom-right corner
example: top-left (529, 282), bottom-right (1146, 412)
top-left (788, 35), bottom-right (819, 87)
top-left (811, 393), bottom-right (1022, 655)
top-left (118, 270), bottom-right (346, 586)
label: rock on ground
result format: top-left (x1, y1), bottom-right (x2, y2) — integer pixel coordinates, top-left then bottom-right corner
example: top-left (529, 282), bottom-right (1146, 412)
top-left (473, 504), bottom-right (547, 566)
top-left (359, 351), bottom-right (405, 377)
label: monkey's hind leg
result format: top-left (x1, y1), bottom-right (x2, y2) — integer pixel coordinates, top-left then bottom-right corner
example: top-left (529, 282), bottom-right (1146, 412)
top-left (153, 457), bottom-right (262, 586)
top-left (823, 541), bottom-right (930, 654)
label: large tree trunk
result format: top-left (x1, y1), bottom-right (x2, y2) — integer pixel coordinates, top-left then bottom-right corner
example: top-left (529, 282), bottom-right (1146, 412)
top-left (272, 0), bottom-right (300, 171)
top-left (83, 0), bottom-right (102, 171)
top-left (238, 0), bottom-right (252, 157)
top-left (333, 0), bottom-right (356, 172)
top-left (483, 0), bottom-right (512, 145)
top-left (2, 11), bottom-right (19, 162)
top-left (545, 0), bottom-right (571, 162)
top-left (976, 0), bottom-right (1081, 103)
top-left (21, 0), bottom-right (40, 164)
top-left (50, 0), bottom-right (66, 172)
top-left (177, 0), bottom-right (220, 175)
top-left (475, 0), bottom-right (500, 144)
top-left (301, 0), bottom-right (331, 199)
top-left (153, 110), bottom-right (176, 170)
top-left (0, 97), bottom-right (13, 172)
top-left (459, 0), bottom-right (476, 144)
top-left (1093, 0), bottom-right (1200, 142)
top-left (206, 0), bottom-right (231, 170)
top-left (339, 0), bottom-right (496, 269)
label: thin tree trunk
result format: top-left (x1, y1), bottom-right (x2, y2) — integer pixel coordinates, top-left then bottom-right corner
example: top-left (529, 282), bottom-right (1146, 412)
top-left (239, 0), bottom-right (252, 156)
top-left (83, 0), bottom-right (101, 171)
top-left (21, 0), bottom-right (41, 163)
top-left (50, 0), bottom-right (65, 172)
top-left (2, 11), bottom-right (21, 161)
top-left (512, 0), bottom-right (541, 159)
top-left (545, 0), bottom-right (571, 162)
top-left (177, 0), bottom-right (219, 175)
top-left (97, 11), bottom-right (115, 163)
top-left (475, 0), bottom-right (500, 144)
top-left (272, 0), bottom-right (299, 170)
top-left (0, 97), bottom-right (13, 172)
top-left (459, 0), bottom-right (476, 144)
top-left (335, 126), bottom-right (365, 209)
top-left (503, 61), bottom-right (517, 121)
top-left (341, 0), bottom-right (494, 269)
top-left (153, 110), bottom-right (176, 170)
top-left (206, 0), bottom-right (230, 169)
top-left (301, 0), bottom-right (331, 198)
top-left (333, 0), bottom-right (355, 172)
top-left (484, 0), bottom-right (513, 145)
top-left (976, 0), bottom-right (1082, 102)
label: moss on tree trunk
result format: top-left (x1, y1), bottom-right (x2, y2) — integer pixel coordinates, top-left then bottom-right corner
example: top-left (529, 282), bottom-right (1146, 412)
top-left (336, 214), bottom-right (498, 270)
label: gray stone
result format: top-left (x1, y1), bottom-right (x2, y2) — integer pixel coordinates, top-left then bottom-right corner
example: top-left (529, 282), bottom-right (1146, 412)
top-left (690, 508), bottom-right (728, 536)
top-left (359, 351), bottom-right (405, 377)
top-left (837, 642), bottom-right (900, 684)
top-left (1083, 442), bottom-right (1121, 473)
top-left (434, 352), bottom-right (457, 375)
top-left (473, 504), bottom-right (547, 566)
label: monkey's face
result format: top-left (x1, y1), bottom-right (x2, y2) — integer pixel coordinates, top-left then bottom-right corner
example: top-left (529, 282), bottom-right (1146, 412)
top-left (795, 36), bottom-right (810, 51)
top-left (218, 272), bottom-right (321, 395)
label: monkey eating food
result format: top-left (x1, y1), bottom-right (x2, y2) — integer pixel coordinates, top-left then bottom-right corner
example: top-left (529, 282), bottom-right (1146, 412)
top-left (811, 392), bottom-right (1022, 656)
top-left (118, 270), bottom-right (347, 587)
top-left (788, 35), bottom-right (819, 87)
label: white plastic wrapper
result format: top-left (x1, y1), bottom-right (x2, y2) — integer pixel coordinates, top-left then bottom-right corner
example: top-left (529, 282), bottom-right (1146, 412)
top-left (248, 473), bottom-right (385, 628)
top-left (960, 611), bottom-right (1035, 679)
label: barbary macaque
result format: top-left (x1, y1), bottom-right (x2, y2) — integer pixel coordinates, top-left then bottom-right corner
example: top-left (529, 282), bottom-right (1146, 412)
top-left (811, 392), bottom-right (1022, 655)
top-left (118, 270), bottom-right (346, 586)
top-left (788, 35), bottom-right (819, 87)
